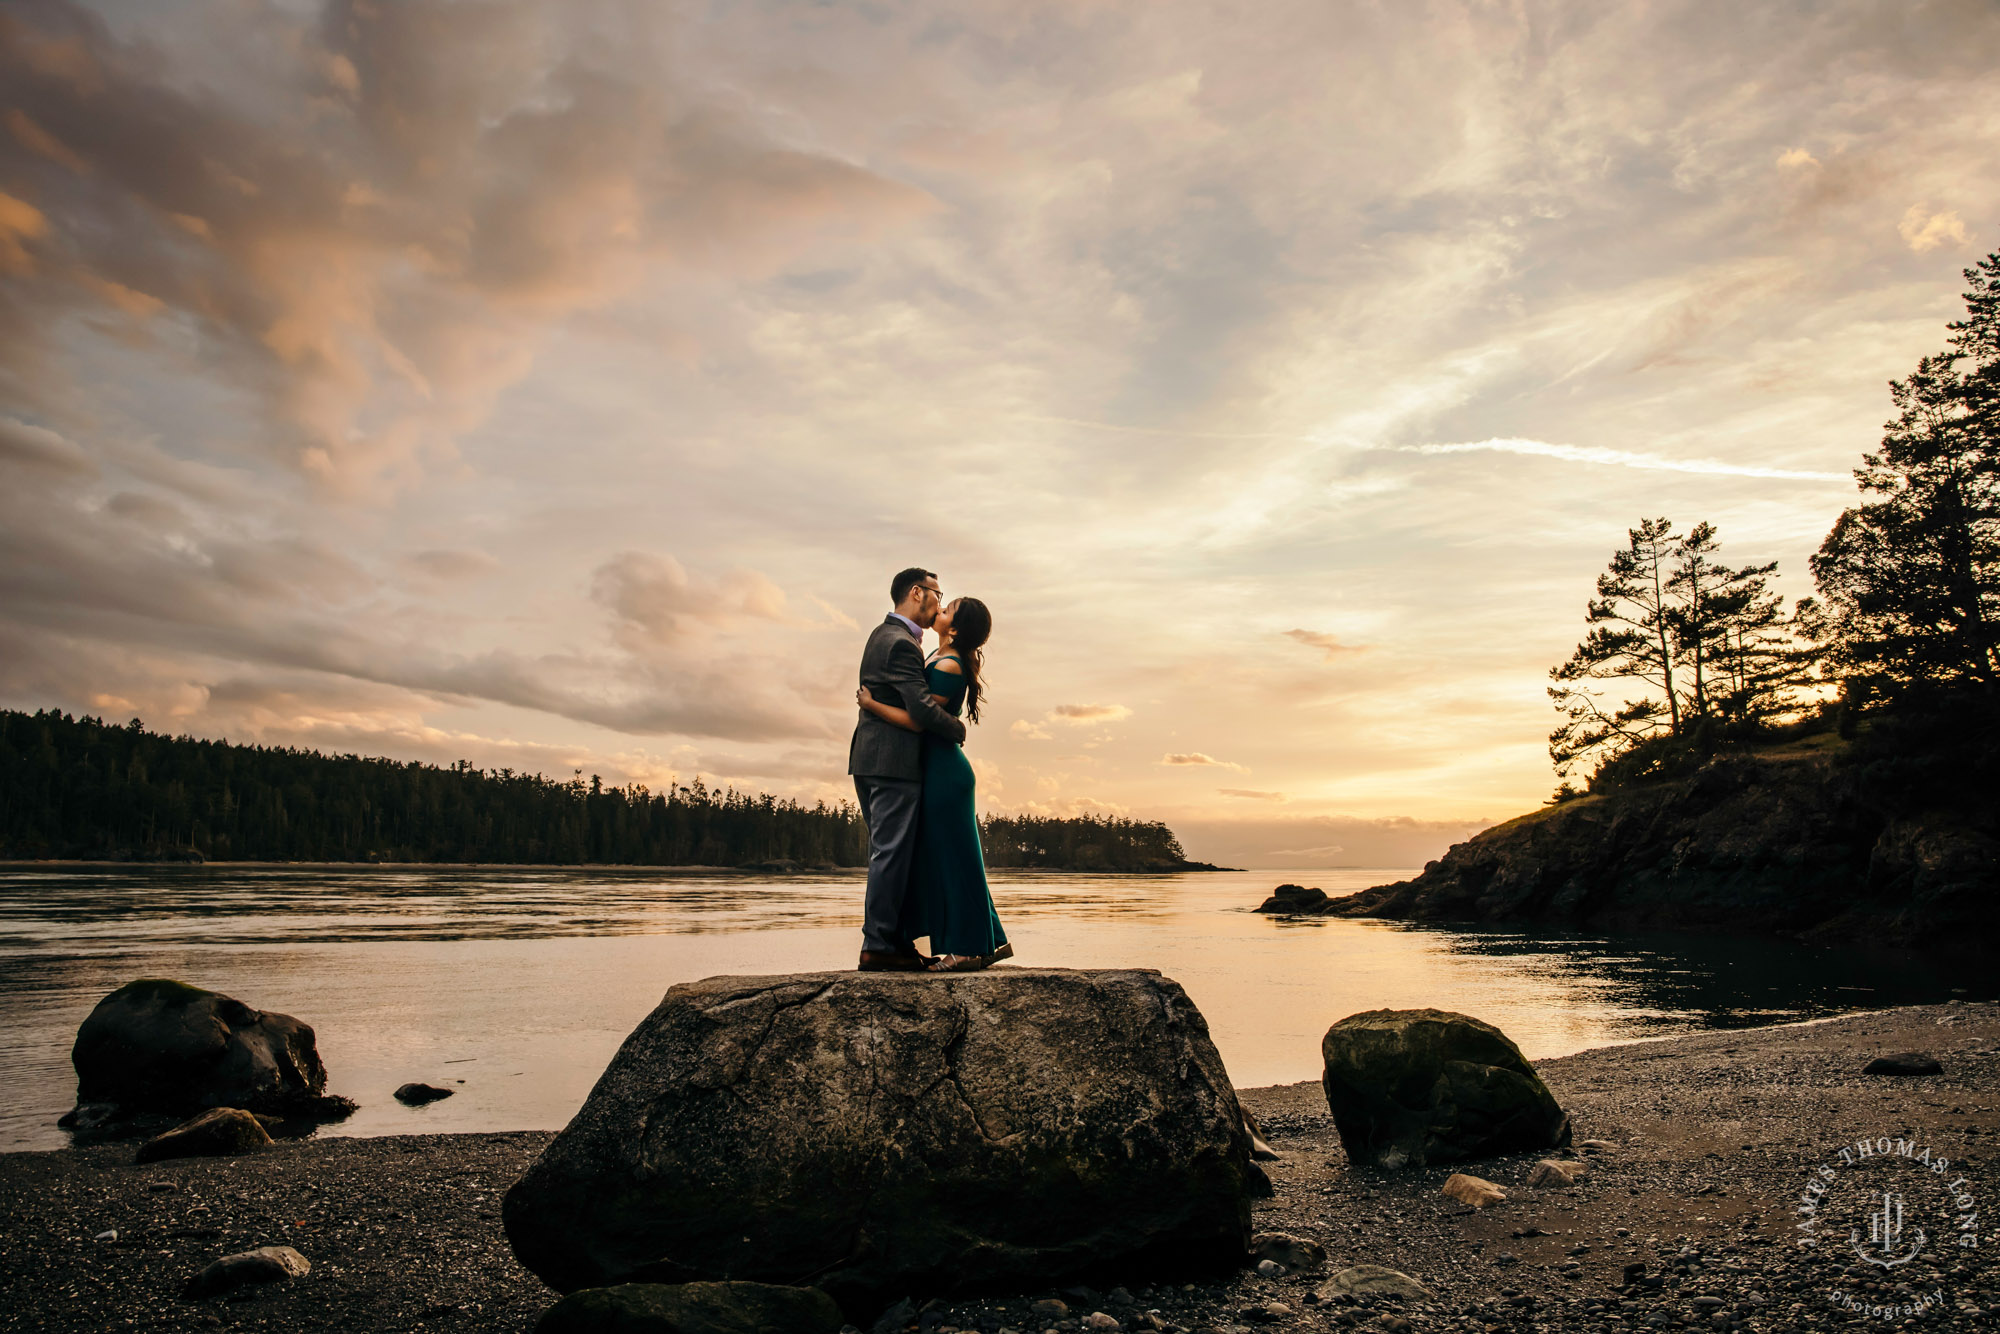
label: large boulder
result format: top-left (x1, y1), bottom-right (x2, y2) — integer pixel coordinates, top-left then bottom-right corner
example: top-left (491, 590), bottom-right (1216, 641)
top-left (534, 1282), bottom-right (845, 1334)
top-left (504, 969), bottom-right (1258, 1310)
top-left (1320, 1009), bottom-right (1569, 1169)
top-left (69, 979), bottom-right (353, 1123)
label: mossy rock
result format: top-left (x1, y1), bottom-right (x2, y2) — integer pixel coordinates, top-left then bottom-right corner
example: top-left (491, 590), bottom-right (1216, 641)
top-left (1320, 1008), bottom-right (1570, 1169)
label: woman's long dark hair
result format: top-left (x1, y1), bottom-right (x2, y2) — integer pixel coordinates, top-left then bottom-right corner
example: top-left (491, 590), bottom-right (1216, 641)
top-left (949, 597), bottom-right (992, 725)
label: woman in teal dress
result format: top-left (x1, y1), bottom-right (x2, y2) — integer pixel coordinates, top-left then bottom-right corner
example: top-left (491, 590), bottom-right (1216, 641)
top-left (855, 597), bottom-right (1012, 973)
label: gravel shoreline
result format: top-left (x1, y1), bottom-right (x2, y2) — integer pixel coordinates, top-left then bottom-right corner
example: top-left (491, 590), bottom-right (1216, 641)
top-left (1, 1003), bottom-right (1994, 1333)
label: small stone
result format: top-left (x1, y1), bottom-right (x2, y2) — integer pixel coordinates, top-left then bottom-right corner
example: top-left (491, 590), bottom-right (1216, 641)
top-left (1086, 1314), bottom-right (1121, 1331)
top-left (1376, 1318), bottom-right (1411, 1333)
top-left (1316, 1266), bottom-right (1434, 1302)
top-left (1494, 1252), bottom-right (1518, 1267)
top-left (393, 1082), bottom-right (455, 1105)
top-left (1579, 1139), bottom-right (1619, 1153)
top-left (93, 1229), bottom-right (117, 1242)
top-left (1108, 1289), bottom-right (1133, 1306)
top-left (1527, 1158), bottom-right (1587, 1188)
top-left (1862, 1053), bottom-right (1943, 1076)
top-left (1236, 1303), bottom-right (1289, 1323)
top-left (136, 1108), bottom-right (272, 1164)
top-left (1255, 1259), bottom-right (1283, 1278)
top-left (1692, 1296), bottom-right (1724, 1308)
top-left (1441, 1173), bottom-right (1507, 1208)
top-left (1032, 1301), bottom-right (1070, 1320)
top-left (1251, 1230), bottom-right (1328, 1273)
top-left (181, 1245), bottom-right (311, 1299)
top-left (147, 1182), bottom-right (178, 1193)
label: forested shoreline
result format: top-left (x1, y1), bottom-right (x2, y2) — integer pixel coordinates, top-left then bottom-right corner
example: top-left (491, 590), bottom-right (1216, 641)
top-left (0, 709), bottom-right (1212, 872)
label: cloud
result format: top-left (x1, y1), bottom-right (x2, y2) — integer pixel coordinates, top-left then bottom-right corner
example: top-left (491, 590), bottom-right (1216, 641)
top-left (0, 417), bottom-right (93, 477)
top-left (591, 552), bottom-right (790, 648)
top-left (1775, 147), bottom-right (1820, 170)
top-left (0, 191), bottom-right (46, 276)
top-left (1284, 630), bottom-right (1364, 662)
top-left (1161, 751), bottom-right (1247, 772)
top-left (1264, 844), bottom-right (1346, 857)
top-left (1406, 438), bottom-right (1849, 482)
top-left (0, 0), bottom-right (934, 494)
top-left (0, 478), bottom-right (827, 745)
top-left (1050, 703), bottom-right (1132, 724)
top-left (1010, 719), bottom-right (1053, 740)
top-left (403, 549), bottom-right (500, 583)
top-left (1898, 203), bottom-right (1969, 253)
top-left (1219, 788), bottom-right (1287, 802)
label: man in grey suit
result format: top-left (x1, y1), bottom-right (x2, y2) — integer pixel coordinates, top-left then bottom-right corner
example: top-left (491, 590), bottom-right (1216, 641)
top-left (849, 566), bottom-right (968, 971)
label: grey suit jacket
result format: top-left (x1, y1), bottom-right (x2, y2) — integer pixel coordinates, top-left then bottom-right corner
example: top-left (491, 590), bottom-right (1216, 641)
top-left (848, 616), bottom-right (968, 780)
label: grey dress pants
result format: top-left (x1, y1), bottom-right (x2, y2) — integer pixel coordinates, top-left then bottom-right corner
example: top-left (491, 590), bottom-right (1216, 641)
top-left (854, 775), bottom-right (922, 953)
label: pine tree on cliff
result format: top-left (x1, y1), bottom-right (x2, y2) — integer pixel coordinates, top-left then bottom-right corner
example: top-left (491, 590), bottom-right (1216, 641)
top-left (1550, 520), bottom-right (1808, 783)
top-left (1810, 251), bottom-right (2000, 701)
top-left (1548, 518), bottom-right (1683, 781)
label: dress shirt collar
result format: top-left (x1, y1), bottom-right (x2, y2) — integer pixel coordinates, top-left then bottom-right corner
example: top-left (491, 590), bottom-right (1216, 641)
top-left (888, 612), bottom-right (923, 642)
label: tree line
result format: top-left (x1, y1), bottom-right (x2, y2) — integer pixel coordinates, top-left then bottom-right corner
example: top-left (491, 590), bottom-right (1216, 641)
top-left (1549, 251), bottom-right (2000, 791)
top-left (0, 708), bottom-right (1200, 870)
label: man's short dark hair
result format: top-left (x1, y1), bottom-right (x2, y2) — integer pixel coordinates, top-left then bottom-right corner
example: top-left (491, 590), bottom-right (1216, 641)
top-left (891, 567), bottom-right (937, 605)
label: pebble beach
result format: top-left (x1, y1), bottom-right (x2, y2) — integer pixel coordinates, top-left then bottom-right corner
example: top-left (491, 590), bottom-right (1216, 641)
top-left (0, 1003), bottom-right (1994, 1334)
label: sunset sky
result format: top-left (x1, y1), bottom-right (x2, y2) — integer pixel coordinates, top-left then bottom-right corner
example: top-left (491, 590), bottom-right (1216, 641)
top-left (2, 0), bottom-right (1997, 867)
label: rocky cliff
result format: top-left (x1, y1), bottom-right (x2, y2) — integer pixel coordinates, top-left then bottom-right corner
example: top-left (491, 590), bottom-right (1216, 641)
top-left (1306, 744), bottom-right (1996, 949)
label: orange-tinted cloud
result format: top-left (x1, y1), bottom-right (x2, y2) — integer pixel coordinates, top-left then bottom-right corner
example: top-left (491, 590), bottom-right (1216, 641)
top-left (0, 0), bottom-right (933, 495)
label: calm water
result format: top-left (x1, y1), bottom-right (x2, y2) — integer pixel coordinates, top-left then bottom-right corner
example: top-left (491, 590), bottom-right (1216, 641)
top-left (1, 865), bottom-right (1992, 1154)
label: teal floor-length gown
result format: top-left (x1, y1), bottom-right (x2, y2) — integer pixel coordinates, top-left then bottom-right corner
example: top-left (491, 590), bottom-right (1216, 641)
top-left (908, 655), bottom-right (1008, 958)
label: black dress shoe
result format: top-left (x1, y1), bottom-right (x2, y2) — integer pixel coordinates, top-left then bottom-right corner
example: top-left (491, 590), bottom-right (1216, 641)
top-left (857, 950), bottom-right (925, 972)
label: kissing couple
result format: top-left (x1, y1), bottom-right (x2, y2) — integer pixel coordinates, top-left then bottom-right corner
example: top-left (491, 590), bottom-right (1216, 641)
top-left (848, 566), bottom-right (1013, 974)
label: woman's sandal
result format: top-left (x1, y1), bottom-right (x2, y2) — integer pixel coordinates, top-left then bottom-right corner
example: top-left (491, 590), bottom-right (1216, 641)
top-left (928, 943), bottom-right (1014, 973)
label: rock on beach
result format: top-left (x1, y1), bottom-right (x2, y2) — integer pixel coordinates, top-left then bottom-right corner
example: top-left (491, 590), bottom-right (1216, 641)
top-left (182, 1245), bottom-right (311, 1299)
top-left (1440, 1173), bottom-right (1507, 1208)
top-left (533, 1281), bottom-right (846, 1334)
top-left (1316, 1264), bottom-right (1435, 1302)
top-left (134, 1107), bottom-right (273, 1164)
top-left (503, 968), bottom-right (1260, 1309)
top-left (1525, 1158), bottom-right (1587, 1188)
top-left (1320, 1009), bottom-right (1570, 1169)
top-left (67, 979), bottom-right (354, 1125)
